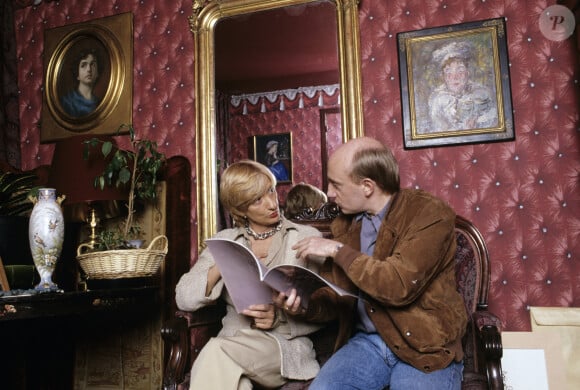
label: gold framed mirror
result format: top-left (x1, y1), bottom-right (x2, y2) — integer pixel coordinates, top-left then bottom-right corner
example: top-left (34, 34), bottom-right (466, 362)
top-left (191, 0), bottom-right (364, 249)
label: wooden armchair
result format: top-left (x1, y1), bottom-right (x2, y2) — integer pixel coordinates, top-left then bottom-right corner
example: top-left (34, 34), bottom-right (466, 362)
top-left (161, 205), bottom-right (504, 390)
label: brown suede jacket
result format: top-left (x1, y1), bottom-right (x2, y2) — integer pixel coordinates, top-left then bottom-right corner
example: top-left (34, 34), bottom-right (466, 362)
top-left (306, 189), bottom-right (468, 373)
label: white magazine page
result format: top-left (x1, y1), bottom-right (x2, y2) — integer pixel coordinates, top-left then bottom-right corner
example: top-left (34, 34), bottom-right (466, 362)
top-left (264, 264), bottom-right (358, 307)
top-left (205, 238), bottom-right (274, 313)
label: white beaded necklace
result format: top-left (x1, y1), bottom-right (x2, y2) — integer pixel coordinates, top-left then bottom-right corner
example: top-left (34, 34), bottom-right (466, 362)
top-left (245, 219), bottom-right (282, 240)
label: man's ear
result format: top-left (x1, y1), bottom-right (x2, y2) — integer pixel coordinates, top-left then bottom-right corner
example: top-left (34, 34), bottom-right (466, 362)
top-left (361, 178), bottom-right (375, 197)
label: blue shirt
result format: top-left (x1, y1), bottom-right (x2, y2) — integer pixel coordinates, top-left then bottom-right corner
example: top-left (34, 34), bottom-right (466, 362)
top-left (355, 201), bottom-right (390, 333)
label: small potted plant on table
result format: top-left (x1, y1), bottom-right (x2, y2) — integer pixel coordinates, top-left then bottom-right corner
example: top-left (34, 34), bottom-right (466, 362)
top-left (76, 125), bottom-right (167, 280)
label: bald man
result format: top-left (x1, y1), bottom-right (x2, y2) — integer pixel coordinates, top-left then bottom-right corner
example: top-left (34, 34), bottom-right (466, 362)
top-left (290, 137), bottom-right (467, 390)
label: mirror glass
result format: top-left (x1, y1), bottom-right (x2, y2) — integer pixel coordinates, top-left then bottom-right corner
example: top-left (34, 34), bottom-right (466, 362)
top-left (215, 2), bottom-right (339, 94)
top-left (215, 2), bottom-right (340, 203)
top-left (192, 0), bottom-right (364, 248)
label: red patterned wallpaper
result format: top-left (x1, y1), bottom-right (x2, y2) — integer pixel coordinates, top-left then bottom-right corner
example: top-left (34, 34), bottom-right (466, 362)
top-left (357, 0), bottom-right (580, 332)
top-left (14, 0), bottom-right (580, 332)
top-left (14, 0), bottom-right (198, 250)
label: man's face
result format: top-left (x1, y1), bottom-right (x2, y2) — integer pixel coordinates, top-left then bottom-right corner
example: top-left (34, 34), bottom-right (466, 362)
top-left (443, 60), bottom-right (468, 93)
top-left (77, 54), bottom-right (99, 85)
top-left (326, 154), bottom-right (367, 215)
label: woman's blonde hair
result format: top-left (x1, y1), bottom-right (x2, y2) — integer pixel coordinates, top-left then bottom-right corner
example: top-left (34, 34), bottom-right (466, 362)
top-left (284, 183), bottom-right (327, 218)
top-left (219, 160), bottom-right (277, 226)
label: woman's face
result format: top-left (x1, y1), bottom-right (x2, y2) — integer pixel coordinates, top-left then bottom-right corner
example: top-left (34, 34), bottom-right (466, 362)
top-left (245, 186), bottom-right (280, 229)
top-left (268, 143), bottom-right (278, 155)
top-left (77, 53), bottom-right (99, 86)
top-left (443, 59), bottom-right (468, 93)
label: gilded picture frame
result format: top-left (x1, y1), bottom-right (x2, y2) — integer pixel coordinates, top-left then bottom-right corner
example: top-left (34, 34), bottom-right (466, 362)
top-left (252, 133), bottom-right (293, 184)
top-left (0, 256), bottom-right (9, 291)
top-left (397, 18), bottom-right (514, 149)
top-left (41, 12), bottom-right (133, 143)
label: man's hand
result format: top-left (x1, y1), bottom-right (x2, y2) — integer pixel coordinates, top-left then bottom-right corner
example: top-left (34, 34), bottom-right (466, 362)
top-left (272, 289), bottom-right (305, 316)
top-left (292, 236), bottom-right (342, 261)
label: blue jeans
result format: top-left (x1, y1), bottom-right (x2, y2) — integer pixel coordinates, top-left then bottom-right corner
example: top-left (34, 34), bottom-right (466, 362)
top-left (310, 332), bottom-right (463, 390)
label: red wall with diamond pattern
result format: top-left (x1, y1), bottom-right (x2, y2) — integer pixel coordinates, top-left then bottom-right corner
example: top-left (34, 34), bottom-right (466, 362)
top-left (13, 0), bottom-right (580, 333)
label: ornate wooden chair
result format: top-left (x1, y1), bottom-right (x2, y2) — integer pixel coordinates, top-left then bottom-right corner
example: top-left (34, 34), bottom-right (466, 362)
top-left (161, 204), bottom-right (503, 390)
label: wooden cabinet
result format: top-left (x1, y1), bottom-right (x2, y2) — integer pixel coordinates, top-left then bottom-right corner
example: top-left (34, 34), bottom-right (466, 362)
top-left (0, 286), bottom-right (161, 390)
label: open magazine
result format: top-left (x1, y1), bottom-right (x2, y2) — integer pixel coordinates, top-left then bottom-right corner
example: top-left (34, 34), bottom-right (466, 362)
top-left (205, 238), bottom-right (357, 313)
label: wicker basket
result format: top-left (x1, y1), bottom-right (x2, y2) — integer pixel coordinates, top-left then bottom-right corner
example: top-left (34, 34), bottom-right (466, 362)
top-left (76, 235), bottom-right (168, 279)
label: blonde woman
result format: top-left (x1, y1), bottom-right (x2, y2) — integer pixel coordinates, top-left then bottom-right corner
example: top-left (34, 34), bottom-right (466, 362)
top-left (176, 160), bottom-right (323, 389)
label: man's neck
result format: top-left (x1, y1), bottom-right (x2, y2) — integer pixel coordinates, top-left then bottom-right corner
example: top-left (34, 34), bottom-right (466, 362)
top-left (365, 192), bottom-right (392, 216)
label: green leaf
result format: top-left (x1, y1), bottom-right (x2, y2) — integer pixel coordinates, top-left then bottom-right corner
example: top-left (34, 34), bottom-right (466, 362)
top-left (119, 167), bottom-right (131, 184)
top-left (78, 124), bottom-right (165, 244)
top-left (0, 171), bottom-right (38, 216)
top-left (102, 141), bottom-right (113, 157)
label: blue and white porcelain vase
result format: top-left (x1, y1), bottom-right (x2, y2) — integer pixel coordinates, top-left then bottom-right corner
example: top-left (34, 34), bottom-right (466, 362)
top-left (28, 188), bottom-right (65, 292)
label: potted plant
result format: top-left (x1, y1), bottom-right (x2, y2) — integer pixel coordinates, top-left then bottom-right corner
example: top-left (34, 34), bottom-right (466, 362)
top-left (83, 124), bottom-right (165, 250)
top-left (0, 168), bottom-right (42, 289)
top-left (0, 170), bottom-right (39, 217)
top-left (77, 125), bottom-right (168, 279)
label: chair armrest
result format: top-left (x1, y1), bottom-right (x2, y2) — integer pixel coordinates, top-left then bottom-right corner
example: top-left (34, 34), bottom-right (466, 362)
top-left (161, 316), bottom-right (189, 390)
top-left (161, 303), bottom-right (227, 390)
top-left (472, 308), bottom-right (503, 332)
top-left (472, 309), bottom-right (504, 390)
top-left (480, 324), bottom-right (503, 390)
top-left (176, 303), bottom-right (227, 327)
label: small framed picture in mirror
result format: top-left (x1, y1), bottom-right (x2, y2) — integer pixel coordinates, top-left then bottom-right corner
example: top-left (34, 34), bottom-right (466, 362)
top-left (251, 133), bottom-right (293, 184)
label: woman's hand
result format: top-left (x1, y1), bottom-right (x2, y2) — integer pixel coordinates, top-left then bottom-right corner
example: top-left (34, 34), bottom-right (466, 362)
top-left (242, 303), bottom-right (278, 330)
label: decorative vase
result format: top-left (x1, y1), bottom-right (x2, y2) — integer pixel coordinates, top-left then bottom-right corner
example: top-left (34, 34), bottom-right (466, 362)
top-left (28, 188), bottom-right (65, 292)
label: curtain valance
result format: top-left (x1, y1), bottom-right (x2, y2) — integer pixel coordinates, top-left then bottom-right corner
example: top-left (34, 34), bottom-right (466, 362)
top-left (229, 84), bottom-right (340, 115)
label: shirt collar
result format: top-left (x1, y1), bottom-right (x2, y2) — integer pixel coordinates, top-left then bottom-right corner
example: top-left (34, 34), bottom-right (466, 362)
top-left (355, 200), bottom-right (391, 223)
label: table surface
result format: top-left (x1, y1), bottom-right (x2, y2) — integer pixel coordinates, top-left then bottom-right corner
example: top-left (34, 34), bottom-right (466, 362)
top-left (0, 284), bottom-right (159, 322)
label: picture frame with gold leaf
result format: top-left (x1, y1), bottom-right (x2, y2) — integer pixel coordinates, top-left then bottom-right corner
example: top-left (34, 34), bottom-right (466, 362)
top-left (397, 18), bottom-right (514, 148)
top-left (41, 12), bottom-right (133, 142)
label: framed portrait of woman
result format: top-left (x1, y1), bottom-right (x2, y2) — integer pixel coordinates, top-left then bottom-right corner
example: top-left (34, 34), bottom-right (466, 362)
top-left (251, 133), bottom-right (293, 184)
top-left (41, 13), bottom-right (133, 142)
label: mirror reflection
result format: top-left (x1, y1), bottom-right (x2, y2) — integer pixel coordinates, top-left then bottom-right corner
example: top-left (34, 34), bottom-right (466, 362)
top-left (192, 0), bottom-right (364, 247)
top-left (215, 2), bottom-right (339, 94)
top-left (215, 1), bottom-right (341, 207)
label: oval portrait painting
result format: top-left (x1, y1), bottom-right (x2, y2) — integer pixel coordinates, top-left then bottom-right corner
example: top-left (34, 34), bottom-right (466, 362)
top-left (57, 36), bottom-right (111, 119)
